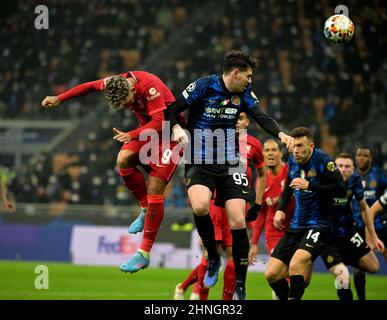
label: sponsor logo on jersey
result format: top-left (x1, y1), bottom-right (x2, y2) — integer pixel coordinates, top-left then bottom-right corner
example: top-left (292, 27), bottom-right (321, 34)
top-left (146, 91), bottom-right (161, 101)
top-left (149, 87), bottom-right (157, 95)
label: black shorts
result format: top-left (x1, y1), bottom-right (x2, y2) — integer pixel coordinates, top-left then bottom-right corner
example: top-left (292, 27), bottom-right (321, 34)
top-left (376, 227), bottom-right (387, 246)
top-left (271, 228), bottom-right (328, 266)
top-left (321, 231), bottom-right (370, 269)
top-left (185, 163), bottom-right (250, 207)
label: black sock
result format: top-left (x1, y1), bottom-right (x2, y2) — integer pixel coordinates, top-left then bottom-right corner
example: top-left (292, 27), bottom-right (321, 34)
top-left (231, 229), bottom-right (249, 287)
top-left (269, 278), bottom-right (289, 300)
top-left (337, 288), bottom-right (353, 301)
top-left (289, 275), bottom-right (305, 300)
top-left (193, 213), bottom-right (219, 260)
top-left (354, 271), bottom-right (366, 300)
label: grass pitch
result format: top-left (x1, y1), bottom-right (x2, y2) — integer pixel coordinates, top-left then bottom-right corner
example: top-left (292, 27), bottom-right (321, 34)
top-left (0, 260), bottom-right (386, 300)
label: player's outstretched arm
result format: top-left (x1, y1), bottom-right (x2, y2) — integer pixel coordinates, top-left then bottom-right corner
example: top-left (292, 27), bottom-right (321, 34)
top-left (246, 106), bottom-right (294, 151)
top-left (363, 197), bottom-right (385, 252)
top-left (42, 79), bottom-right (105, 108)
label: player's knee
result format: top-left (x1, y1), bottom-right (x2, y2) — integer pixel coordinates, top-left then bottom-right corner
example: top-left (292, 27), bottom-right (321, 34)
top-left (365, 260), bottom-right (380, 274)
top-left (265, 268), bottom-right (281, 283)
top-left (116, 151), bottom-right (136, 169)
top-left (192, 204), bottom-right (209, 216)
top-left (228, 216), bottom-right (246, 230)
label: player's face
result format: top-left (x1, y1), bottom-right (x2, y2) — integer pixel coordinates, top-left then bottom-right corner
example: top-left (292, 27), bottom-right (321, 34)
top-left (335, 157), bottom-right (354, 181)
top-left (263, 140), bottom-right (282, 167)
top-left (292, 136), bottom-right (313, 165)
top-left (236, 112), bottom-right (249, 133)
top-left (355, 148), bottom-right (372, 171)
top-left (232, 68), bottom-right (252, 92)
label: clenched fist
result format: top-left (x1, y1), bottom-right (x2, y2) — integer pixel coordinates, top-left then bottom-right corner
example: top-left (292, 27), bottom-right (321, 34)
top-left (42, 96), bottom-right (61, 108)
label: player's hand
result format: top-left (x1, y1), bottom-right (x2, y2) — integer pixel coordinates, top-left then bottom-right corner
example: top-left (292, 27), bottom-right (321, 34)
top-left (246, 203), bottom-right (261, 222)
top-left (278, 132), bottom-right (294, 152)
top-left (367, 234), bottom-right (385, 252)
top-left (113, 127), bottom-right (131, 144)
top-left (274, 210), bottom-right (286, 230)
top-left (248, 244), bottom-right (258, 265)
top-left (289, 178), bottom-right (309, 190)
top-left (42, 96), bottom-right (61, 108)
top-left (172, 125), bottom-right (189, 145)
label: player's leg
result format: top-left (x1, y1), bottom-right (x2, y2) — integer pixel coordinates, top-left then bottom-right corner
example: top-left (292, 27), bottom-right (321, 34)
top-left (224, 198), bottom-right (249, 300)
top-left (174, 264), bottom-right (200, 300)
top-left (353, 269), bottom-right (366, 300)
top-left (189, 185), bottom-right (219, 288)
top-left (197, 252), bottom-right (210, 300)
top-left (266, 230), bottom-right (301, 300)
top-left (116, 143), bottom-right (147, 234)
top-left (329, 263), bottom-right (353, 300)
top-left (265, 257), bottom-right (289, 300)
top-left (120, 143), bottom-right (180, 273)
top-left (221, 211), bottom-right (235, 300)
top-left (288, 249), bottom-right (313, 300)
top-left (222, 246), bottom-right (235, 300)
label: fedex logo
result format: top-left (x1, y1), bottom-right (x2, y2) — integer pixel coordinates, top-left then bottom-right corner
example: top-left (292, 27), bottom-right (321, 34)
top-left (98, 235), bottom-right (137, 254)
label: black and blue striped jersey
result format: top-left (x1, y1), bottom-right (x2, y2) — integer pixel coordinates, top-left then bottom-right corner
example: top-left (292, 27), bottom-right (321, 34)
top-left (352, 166), bottom-right (387, 230)
top-left (177, 75), bottom-right (279, 164)
top-left (282, 148), bottom-right (345, 232)
top-left (331, 173), bottom-right (364, 238)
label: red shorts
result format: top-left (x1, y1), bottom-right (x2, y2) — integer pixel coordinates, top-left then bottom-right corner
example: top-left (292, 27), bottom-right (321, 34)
top-left (209, 199), bottom-right (232, 247)
top-left (121, 139), bottom-right (182, 182)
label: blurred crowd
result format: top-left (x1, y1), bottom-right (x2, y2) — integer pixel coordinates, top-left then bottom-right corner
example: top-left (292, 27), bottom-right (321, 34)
top-left (1, 0), bottom-right (386, 207)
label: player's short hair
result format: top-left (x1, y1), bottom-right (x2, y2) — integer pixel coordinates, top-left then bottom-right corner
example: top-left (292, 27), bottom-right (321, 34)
top-left (223, 51), bottom-right (259, 74)
top-left (264, 139), bottom-right (281, 149)
top-left (335, 152), bottom-right (354, 161)
top-left (356, 146), bottom-right (372, 155)
top-left (104, 75), bottom-right (129, 111)
top-left (289, 126), bottom-right (312, 140)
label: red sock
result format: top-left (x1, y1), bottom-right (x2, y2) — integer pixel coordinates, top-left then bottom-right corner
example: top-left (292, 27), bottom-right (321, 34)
top-left (181, 265), bottom-right (200, 291)
top-left (192, 281), bottom-right (200, 295)
top-left (222, 259), bottom-right (236, 300)
top-left (139, 194), bottom-right (164, 252)
top-left (118, 167), bottom-right (147, 208)
top-left (198, 260), bottom-right (209, 300)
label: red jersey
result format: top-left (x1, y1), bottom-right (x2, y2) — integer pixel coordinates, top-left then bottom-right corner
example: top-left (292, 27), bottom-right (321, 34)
top-left (251, 163), bottom-right (294, 244)
top-left (57, 71), bottom-right (175, 138)
top-left (239, 133), bottom-right (265, 186)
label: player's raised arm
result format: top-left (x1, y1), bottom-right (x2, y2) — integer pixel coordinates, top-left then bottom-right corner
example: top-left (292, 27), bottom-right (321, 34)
top-left (42, 78), bottom-right (106, 108)
top-left (244, 94), bottom-right (294, 151)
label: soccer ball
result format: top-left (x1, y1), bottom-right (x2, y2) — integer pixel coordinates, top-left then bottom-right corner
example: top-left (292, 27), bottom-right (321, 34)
top-left (324, 14), bottom-right (355, 44)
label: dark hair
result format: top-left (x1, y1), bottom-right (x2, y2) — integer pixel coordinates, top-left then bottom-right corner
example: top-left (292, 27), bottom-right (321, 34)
top-left (356, 146), bottom-right (372, 155)
top-left (223, 50), bottom-right (259, 74)
top-left (289, 126), bottom-right (312, 140)
top-left (335, 152), bottom-right (354, 161)
top-left (264, 138), bottom-right (281, 149)
top-left (104, 75), bottom-right (129, 111)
